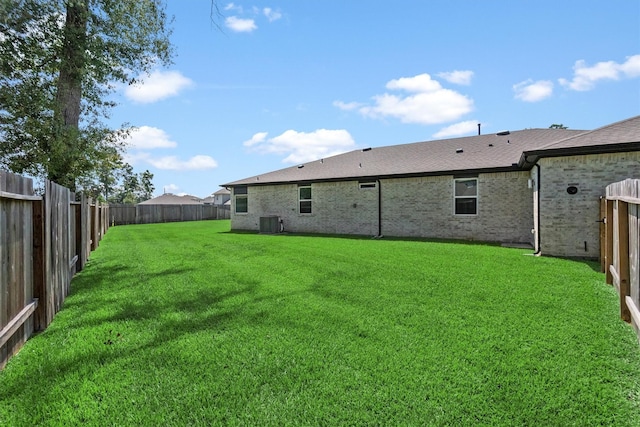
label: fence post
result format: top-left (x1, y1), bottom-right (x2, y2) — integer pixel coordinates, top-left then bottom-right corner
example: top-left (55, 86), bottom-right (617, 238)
top-left (74, 201), bottom-right (83, 272)
top-left (31, 199), bottom-right (46, 331)
top-left (605, 198), bottom-right (614, 285)
top-left (618, 201), bottom-right (631, 322)
top-left (599, 197), bottom-right (606, 273)
top-left (90, 202), bottom-right (98, 251)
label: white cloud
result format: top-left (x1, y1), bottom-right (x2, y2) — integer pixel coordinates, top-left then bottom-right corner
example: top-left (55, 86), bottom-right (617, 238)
top-left (124, 126), bottom-right (217, 172)
top-left (125, 126), bottom-right (178, 149)
top-left (245, 129), bottom-right (356, 163)
top-left (620, 55), bottom-right (640, 77)
top-left (125, 70), bottom-right (193, 104)
top-left (333, 100), bottom-right (364, 111)
top-left (338, 73), bottom-right (473, 125)
top-left (243, 132), bottom-right (268, 147)
top-left (122, 151), bottom-right (151, 166)
top-left (224, 3), bottom-right (242, 12)
top-left (432, 120), bottom-right (480, 138)
top-left (437, 70), bottom-right (474, 85)
top-left (559, 54), bottom-right (640, 91)
top-left (147, 155), bottom-right (218, 171)
top-left (225, 16), bottom-right (257, 32)
top-left (263, 7), bottom-right (282, 22)
top-left (385, 73), bottom-right (442, 92)
top-left (513, 79), bottom-right (554, 102)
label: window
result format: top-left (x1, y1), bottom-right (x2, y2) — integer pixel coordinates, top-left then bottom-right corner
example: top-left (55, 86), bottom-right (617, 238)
top-left (234, 186), bottom-right (248, 214)
top-left (454, 178), bottom-right (477, 215)
top-left (299, 185), bottom-right (312, 214)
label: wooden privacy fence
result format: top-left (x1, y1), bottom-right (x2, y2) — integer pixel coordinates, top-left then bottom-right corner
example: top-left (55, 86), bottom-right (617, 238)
top-left (109, 203), bottom-right (230, 225)
top-left (0, 170), bottom-right (108, 369)
top-left (603, 178), bottom-right (640, 341)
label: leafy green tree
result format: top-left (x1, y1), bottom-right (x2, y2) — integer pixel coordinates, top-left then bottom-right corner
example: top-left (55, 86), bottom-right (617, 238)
top-left (139, 170), bottom-right (155, 202)
top-left (109, 164), bottom-right (154, 204)
top-left (76, 144), bottom-right (124, 201)
top-left (549, 124), bottom-right (568, 129)
top-left (0, 0), bottom-right (173, 190)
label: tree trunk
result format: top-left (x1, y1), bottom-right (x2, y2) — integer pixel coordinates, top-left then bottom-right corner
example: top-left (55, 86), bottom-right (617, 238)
top-left (50, 1), bottom-right (89, 190)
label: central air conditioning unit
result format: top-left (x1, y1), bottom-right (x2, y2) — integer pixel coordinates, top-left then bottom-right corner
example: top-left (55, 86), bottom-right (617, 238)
top-left (259, 216), bottom-right (281, 234)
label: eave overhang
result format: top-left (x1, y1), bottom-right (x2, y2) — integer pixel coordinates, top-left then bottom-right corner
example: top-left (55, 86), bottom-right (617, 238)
top-left (518, 141), bottom-right (640, 169)
top-left (221, 164), bottom-right (524, 188)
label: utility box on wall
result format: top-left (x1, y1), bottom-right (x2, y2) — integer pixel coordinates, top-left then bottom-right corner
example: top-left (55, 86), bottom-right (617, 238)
top-left (259, 216), bottom-right (280, 234)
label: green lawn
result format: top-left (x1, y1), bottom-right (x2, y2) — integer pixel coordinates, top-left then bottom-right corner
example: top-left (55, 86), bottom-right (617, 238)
top-left (1, 220), bottom-right (639, 426)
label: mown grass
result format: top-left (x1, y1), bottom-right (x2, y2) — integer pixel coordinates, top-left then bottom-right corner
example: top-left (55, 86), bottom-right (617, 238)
top-left (1, 220), bottom-right (639, 426)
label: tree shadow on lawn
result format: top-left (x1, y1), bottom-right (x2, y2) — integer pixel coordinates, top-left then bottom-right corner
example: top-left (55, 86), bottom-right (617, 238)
top-left (0, 261), bottom-right (314, 404)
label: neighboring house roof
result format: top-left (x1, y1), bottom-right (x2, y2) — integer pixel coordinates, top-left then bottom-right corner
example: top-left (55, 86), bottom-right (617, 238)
top-left (203, 188), bottom-right (231, 204)
top-left (138, 193), bottom-right (204, 205)
top-left (223, 128), bottom-right (586, 187)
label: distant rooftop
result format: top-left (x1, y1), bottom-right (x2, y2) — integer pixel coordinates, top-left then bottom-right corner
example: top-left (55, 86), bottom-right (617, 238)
top-left (138, 193), bottom-right (203, 205)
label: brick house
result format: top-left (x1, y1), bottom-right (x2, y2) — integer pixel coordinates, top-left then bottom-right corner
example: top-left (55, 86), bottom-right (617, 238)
top-left (223, 116), bottom-right (640, 258)
top-left (203, 188), bottom-right (231, 206)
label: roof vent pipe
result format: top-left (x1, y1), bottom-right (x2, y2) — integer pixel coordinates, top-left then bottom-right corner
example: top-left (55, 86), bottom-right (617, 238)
top-left (478, 123), bottom-right (481, 135)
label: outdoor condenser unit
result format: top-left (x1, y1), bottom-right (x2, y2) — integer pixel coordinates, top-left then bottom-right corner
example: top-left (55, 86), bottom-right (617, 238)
top-left (259, 216), bottom-right (280, 234)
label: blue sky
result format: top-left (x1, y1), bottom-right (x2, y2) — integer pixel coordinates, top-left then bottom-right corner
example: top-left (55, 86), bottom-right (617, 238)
top-left (109, 0), bottom-right (640, 198)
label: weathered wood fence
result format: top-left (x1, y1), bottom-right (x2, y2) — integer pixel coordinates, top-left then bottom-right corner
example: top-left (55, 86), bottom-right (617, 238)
top-left (603, 178), bottom-right (640, 341)
top-left (0, 171), bottom-right (108, 369)
top-left (109, 203), bottom-right (230, 226)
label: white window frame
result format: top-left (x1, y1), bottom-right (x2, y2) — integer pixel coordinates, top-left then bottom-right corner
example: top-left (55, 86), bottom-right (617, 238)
top-left (299, 185), bottom-right (312, 214)
top-left (453, 178), bottom-right (478, 216)
top-left (234, 186), bottom-right (248, 214)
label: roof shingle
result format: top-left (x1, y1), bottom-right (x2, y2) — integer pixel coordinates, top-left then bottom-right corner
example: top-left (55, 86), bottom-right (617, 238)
top-left (223, 128), bottom-right (585, 186)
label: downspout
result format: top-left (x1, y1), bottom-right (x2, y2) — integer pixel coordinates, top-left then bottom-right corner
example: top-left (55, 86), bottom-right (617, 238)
top-left (533, 164), bottom-right (542, 255)
top-left (377, 179), bottom-right (382, 237)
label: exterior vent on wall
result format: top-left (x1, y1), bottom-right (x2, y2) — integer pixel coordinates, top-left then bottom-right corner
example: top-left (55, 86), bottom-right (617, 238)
top-left (259, 216), bottom-right (281, 234)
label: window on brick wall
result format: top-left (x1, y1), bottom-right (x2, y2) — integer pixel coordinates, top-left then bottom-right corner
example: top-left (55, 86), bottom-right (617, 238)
top-left (234, 186), bottom-right (248, 214)
top-left (454, 178), bottom-right (477, 215)
top-left (299, 185), bottom-right (312, 214)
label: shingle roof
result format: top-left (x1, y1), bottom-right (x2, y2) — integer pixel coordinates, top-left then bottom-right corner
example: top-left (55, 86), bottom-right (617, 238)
top-left (531, 115), bottom-right (640, 151)
top-left (138, 194), bottom-right (204, 205)
top-left (518, 115), bottom-right (640, 167)
top-left (223, 128), bottom-right (586, 186)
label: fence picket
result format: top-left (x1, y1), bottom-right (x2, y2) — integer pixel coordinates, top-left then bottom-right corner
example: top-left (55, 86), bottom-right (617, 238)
top-left (109, 203), bottom-right (230, 225)
top-left (0, 171), bottom-right (109, 368)
top-left (606, 179), bottom-right (640, 341)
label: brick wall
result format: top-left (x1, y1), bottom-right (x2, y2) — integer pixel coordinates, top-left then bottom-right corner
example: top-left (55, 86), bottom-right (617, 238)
top-left (230, 181), bottom-right (379, 235)
top-left (231, 171), bottom-right (534, 244)
top-left (381, 172), bottom-right (532, 243)
top-left (538, 151), bottom-right (640, 258)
